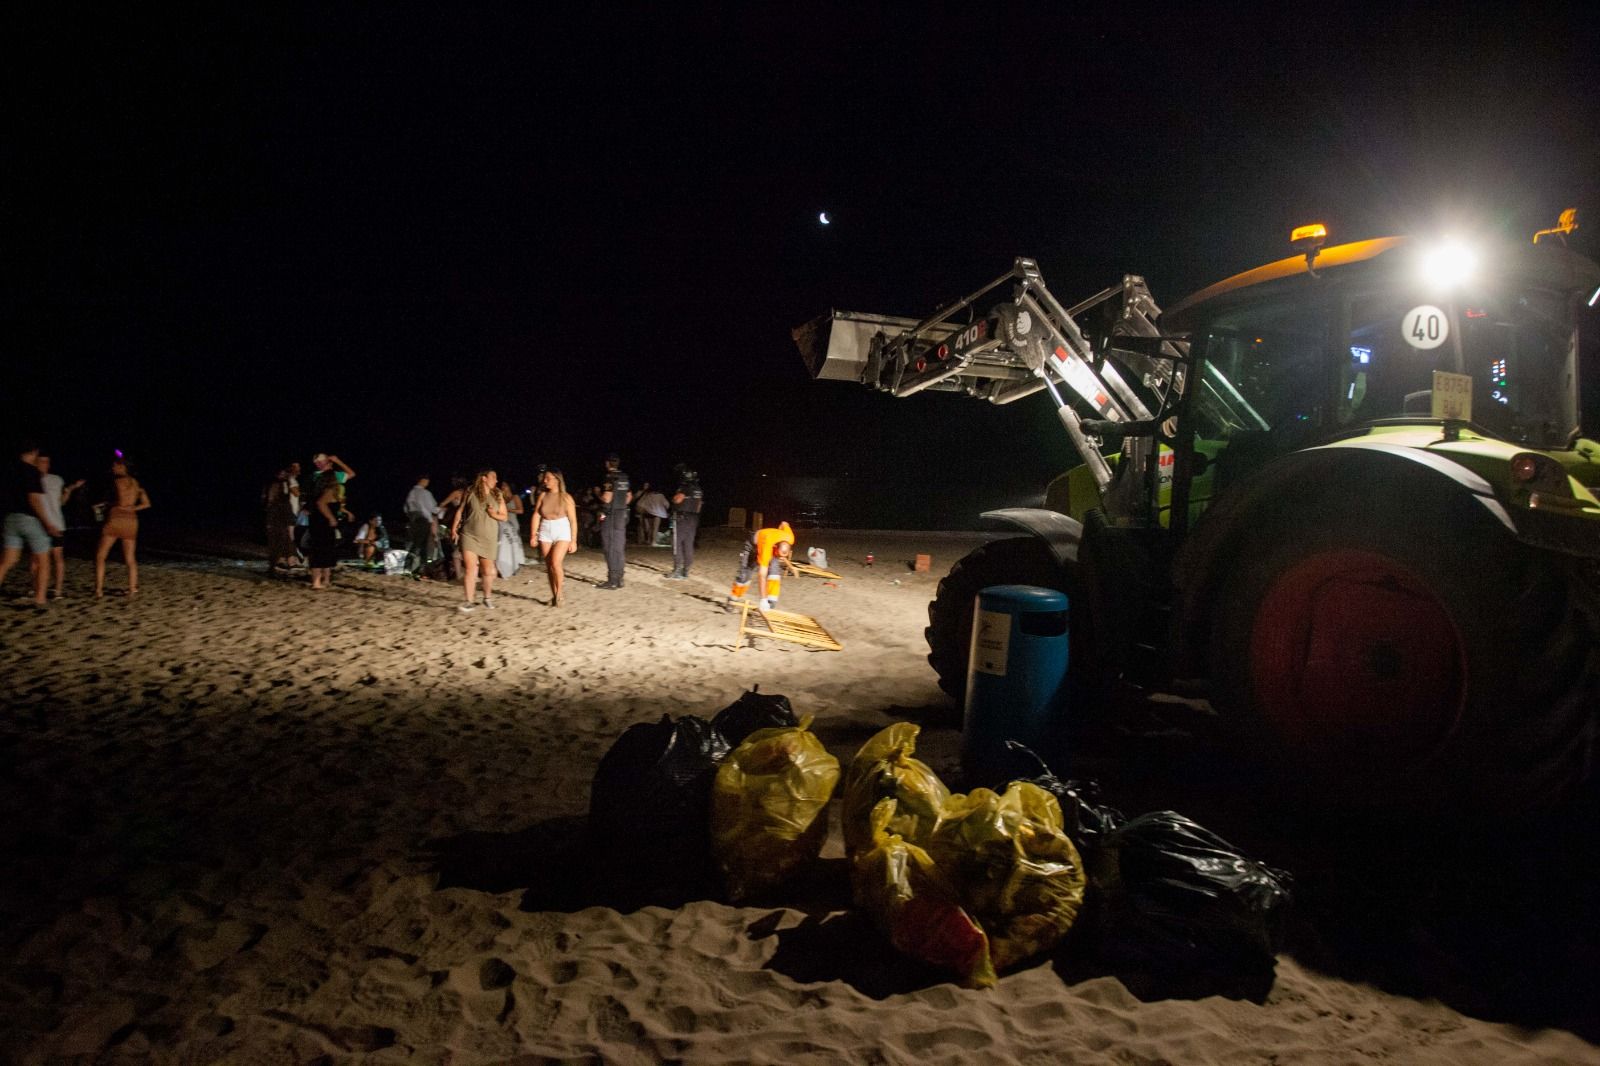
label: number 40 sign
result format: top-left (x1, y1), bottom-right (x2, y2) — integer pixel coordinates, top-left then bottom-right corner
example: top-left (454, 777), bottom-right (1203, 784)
top-left (1402, 304), bottom-right (1450, 350)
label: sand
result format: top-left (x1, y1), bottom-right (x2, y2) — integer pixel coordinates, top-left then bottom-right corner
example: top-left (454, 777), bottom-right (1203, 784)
top-left (1, 527), bottom-right (1596, 1064)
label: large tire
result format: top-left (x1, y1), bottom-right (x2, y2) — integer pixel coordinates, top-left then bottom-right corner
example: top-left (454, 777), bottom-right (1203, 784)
top-left (925, 537), bottom-right (1073, 706)
top-left (1207, 487), bottom-right (1597, 819)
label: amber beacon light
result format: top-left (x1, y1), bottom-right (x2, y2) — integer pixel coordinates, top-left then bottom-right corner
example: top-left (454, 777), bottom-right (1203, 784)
top-left (1290, 222), bottom-right (1328, 274)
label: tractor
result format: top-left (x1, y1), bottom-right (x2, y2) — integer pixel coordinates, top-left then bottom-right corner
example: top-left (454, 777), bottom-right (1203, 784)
top-left (793, 214), bottom-right (1600, 816)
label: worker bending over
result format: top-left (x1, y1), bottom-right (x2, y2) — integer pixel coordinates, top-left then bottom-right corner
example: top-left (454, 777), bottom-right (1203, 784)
top-left (731, 521), bottom-right (795, 609)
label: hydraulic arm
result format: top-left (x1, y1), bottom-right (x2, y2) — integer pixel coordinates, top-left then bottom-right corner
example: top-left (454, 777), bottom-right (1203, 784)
top-left (792, 257), bottom-right (1190, 524)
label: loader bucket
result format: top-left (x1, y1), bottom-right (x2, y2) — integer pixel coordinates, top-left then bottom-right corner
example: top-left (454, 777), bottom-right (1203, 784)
top-left (791, 310), bottom-right (933, 383)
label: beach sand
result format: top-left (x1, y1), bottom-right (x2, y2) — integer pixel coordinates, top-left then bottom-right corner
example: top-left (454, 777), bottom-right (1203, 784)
top-left (2, 528), bottom-right (1596, 1064)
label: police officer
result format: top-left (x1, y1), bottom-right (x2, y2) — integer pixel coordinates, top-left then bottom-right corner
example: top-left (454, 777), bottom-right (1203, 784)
top-left (666, 462), bottom-right (703, 579)
top-left (597, 453), bottom-right (632, 589)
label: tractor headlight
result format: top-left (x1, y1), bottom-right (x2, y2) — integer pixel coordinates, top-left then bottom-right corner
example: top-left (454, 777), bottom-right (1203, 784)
top-left (1418, 239), bottom-right (1479, 290)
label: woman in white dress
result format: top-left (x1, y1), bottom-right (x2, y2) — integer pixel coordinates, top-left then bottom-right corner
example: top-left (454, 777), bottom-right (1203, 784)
top-left (496, 482), bottom-right (527, 578)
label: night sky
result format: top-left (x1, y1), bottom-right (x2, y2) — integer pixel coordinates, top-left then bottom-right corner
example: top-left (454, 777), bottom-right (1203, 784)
top-left (8, 5), bottom-right (1599, 528)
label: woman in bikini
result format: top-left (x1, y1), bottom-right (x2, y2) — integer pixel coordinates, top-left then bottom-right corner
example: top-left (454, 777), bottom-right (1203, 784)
top-left (94, 457), bottom-right (151, 598)
top-left (530, 468), bottom-right (579, 607)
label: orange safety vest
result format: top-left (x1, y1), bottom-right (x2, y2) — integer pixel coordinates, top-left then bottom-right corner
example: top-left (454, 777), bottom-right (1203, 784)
top-left (753, 522), bottom-right (795, 571)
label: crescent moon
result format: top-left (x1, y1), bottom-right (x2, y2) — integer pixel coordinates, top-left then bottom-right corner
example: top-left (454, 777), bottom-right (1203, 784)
top-left (818, 211), bottom-right (831, 225)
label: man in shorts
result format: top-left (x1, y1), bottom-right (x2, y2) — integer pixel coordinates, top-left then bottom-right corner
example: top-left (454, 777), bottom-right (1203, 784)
top-left (0, 441), bottom-right (61, 607)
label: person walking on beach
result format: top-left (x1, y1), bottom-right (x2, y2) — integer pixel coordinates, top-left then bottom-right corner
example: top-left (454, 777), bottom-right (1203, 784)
top-left (93, 456), bottom-right (151, 599)
top-left (0, 441), bottom-right (60, 608)
top-left (635, 482), bottom-right (669, 546)
top-left (35, 451), bottom-right (84, 598)
top-left (530, 468), bottom-right (579, 607)
top-left (597, 454), bottom-right (632, 590)
top-left (451, 468), bottom-right (507, 612)
top-left (667, 462), bottom-right (702, 580)
top-left (304, 468), bottom-right (345, 590)
top-left (403, 474), bottom-right (439, 576)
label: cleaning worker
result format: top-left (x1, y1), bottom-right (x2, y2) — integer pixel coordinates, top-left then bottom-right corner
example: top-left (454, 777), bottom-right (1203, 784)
top-left (731, 520), bottom-right (795, 609)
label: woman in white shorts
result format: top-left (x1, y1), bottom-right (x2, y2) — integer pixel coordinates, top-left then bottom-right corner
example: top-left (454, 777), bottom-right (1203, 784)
top-left (530, 468), bottom-right (579, 607)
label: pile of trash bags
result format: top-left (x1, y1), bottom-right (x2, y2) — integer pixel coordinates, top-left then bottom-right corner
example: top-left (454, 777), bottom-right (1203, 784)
top-left (588, 688), bottom-right (817, 905)
top-left (843, 723), bottom-right (1086, 987)
top-left (1004, 742), bottom-right (1293, 980)
top-left (588, 692), bottom-right (1292, 989)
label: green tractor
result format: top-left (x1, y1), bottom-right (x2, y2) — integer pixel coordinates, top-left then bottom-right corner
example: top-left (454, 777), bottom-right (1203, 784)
top-left (794, 214), bottom-right (1600, 815)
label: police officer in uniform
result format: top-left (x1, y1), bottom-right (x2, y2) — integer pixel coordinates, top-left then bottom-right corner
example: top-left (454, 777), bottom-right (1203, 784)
top-left (666, 462), bottom-right (702, 579)
top-left (597, 453), bottom-right (632, 589)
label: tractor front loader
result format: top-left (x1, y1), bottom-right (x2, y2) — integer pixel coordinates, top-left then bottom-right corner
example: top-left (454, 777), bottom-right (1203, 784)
top-left (794, 217), bottom-right (1600, 817)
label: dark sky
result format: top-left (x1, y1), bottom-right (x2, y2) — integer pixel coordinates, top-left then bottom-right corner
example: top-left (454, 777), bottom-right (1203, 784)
top-left (7, 4), bottom-right (1599, 526)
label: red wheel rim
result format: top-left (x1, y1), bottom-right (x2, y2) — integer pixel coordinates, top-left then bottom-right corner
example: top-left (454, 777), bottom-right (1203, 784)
top-left (1249, 549), bottom-right (1465, 768)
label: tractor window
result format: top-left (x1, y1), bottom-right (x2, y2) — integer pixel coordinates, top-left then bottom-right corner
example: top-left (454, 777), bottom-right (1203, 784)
top-left (1196, 300), bottom-right (1334, 437)
top-left (1342, 296), bottom-right (1459, 424)
top-left (1341, 287), bottom-right (1580, 447)
top-left (1459, 288), bottom-right (1578, 447)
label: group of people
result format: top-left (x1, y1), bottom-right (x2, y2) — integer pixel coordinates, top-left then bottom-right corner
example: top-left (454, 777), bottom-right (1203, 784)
top-left (261, 451), bottom-right (707, 612)
top-left (401, 470), bottom-right (532, 605)
top-left (409, 456), bottom-right (705, 612)
top-left (263, 454), bottom-right (359, 590)
top-left (588, 456), bottom-right (706, 593)
top-left (11, 438), bottom-right (801, 617)
top-left (1, 440), bottom-right (150, 606)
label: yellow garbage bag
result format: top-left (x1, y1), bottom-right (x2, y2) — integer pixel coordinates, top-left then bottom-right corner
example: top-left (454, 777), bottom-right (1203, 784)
top-left (711, 715), bottom-right (841, 901)
top-left (927, 781), bottom-right (1087, 972)
top-left (851, 798), bottom-right (998, 989)
top-left (841, 723), bottom-right (951, 857)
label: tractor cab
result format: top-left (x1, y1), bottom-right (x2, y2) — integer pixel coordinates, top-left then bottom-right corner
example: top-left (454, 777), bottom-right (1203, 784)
top-left (1162, 228), bottom-right (1600, 514)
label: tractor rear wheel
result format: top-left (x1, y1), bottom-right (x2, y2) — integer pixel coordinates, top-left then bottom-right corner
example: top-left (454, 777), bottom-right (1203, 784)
top-left (1208, 493), bottom-right (1596, 818)
top-left (925, 537), bottom-right (1073, 707)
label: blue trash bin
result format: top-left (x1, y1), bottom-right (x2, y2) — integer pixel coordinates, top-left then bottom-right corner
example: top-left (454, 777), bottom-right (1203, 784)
top-left (962, 584), bottom-right (1070, 784)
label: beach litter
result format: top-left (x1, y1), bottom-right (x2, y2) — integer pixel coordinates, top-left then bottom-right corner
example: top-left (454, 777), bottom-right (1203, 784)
top-left (711, 715), bottom-right (839, 901)
top-left (841, 723), bottom-right (1085, 986)
top-left (584, 703), bottom-right (1288, 993)
top-left (1001, 742), bottom-right (1293, 980)
top-left (589, 713), bottom-right (729, 904)
top-left (711, 686), bottom-right (798, 746)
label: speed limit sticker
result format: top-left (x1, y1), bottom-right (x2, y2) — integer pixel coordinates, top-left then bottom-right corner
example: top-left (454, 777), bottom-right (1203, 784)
top-left (1402, 304), bottom-right (1450, 350)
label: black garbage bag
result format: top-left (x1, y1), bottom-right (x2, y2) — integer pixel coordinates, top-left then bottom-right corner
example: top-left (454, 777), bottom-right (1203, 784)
top-left (588, 714), bottom-right (731, 905)
top-left (1088, 812), bottom-right (1293, 976)
top-left (998, 742), bottom-right (1291, 977)
top-left (711, 687), bottom-right (798, 747)
top-left (995, 741), bottom-right (1126, 845)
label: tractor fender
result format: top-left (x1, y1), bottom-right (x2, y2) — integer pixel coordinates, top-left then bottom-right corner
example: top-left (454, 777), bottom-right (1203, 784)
top-left (979, 507), bottom-right (1083, 569)
top-left (1170, 440), bottom-right (1517, 675)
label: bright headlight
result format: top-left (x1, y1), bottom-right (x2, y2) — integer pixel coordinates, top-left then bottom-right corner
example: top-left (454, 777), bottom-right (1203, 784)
top-left (1418, 239), bottom-right (1479, 290)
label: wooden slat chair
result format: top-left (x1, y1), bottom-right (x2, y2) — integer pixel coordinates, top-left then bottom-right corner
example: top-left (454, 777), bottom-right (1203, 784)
top-left (732, 601), bottom-right (843, 652)
top-left (781, 557), bottom-right (843, 580)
